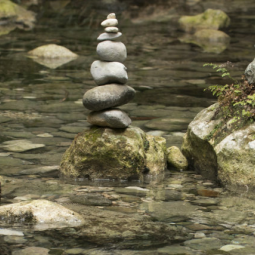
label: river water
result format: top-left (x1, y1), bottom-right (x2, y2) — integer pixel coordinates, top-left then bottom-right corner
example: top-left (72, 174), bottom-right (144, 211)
top-left (0, 1), bottom-right (255, 254)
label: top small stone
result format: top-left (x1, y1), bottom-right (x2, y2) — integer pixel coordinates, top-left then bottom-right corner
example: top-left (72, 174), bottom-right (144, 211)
top-left (107, 13), bottom-right (116, 19)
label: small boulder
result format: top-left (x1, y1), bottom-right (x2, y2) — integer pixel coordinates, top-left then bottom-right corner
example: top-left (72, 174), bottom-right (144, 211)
top-left (245, 58), bottom-right (255, 84)
top-left (97, 41), bottom-right (127, 62)
top-left (28, 44), bottom-right (78, 59)
top-left (0, 199), bottom-right (85, 230)
top-left (60, 126), bottom-right (167, 180)
top-left (179, 9), bottom-right (230, 32)
top-left (90, 60), bottom-right (128, 85)
top-left (83, 84), bottom-right (136, 111)
top-left (167, 146), bottom-right (188, 170)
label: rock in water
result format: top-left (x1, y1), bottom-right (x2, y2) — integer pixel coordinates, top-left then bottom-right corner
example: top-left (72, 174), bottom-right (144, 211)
top-left (97, 41), bottom-right (127, 62)
top-left (245, 59), bottom-right (255, 84)
top-left (87, 109), bottom-right (131, 128)
top-left (60, 126), bottom-right (167, 180)
top-left (90, 60), bottom-right (128, 85)
top-left (97, 32), bottom-right (122, 41)
top-left (83, 84), bottom-right (135, 111)
top-left (28, 44), bottom-right (78, 58)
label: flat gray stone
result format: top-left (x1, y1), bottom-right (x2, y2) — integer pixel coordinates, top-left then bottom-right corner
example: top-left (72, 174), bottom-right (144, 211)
top-left (105, 26), bottom-right (119, 33)
top-left (101, 18), bottom-right (118, 27)
top-left (69, 193), bottom-right (112, 206)
top-left (97, 41), bottom-right (127, 62)
top-left (97, 32), bottom-right (122, 41)
top-left (91, 60), bottom-right (128, 85)
top-left (20, 165), bottom-right (59, 175)
top-left (184, 238), bottom-right (223, 250)
top-left (12, 247), bottom-right (50, 255)
top-left (87, 109), bottom-right (131, 128)
top-left (0, 229), bottom-right (24, 236)
top-left (83, 84), bottom-right (135, 111)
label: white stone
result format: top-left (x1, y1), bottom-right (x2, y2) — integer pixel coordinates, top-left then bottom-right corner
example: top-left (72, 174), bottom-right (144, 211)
top-left (105, 26), bottom-right (119, 33)
top-left (97, 32), bottom-right (122, 41)
top-left (220, 244), bottom-right (245, 252)
top-left (90, 60), bottom-right (128, 85)
top-left (107, 13), bottom-right (116, 19)
top-left (20, 165), bottom-right (59, 175)
top-left (36, 133), bottom-right (53, 137)
top-left (126, 187), bottom-right (149, 191)
top-left (101, 18), bottom-right (118, 27)
top-left (97, 41), bottom-right (127, 62)
top-left (0, 229), bottom-right (24, 236)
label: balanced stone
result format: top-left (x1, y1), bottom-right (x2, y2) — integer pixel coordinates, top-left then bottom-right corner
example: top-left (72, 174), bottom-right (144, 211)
top-left (90, 60), bottom-right (128, 85)
top-left (97, 41), bottom-right (127, 63)
top-left (107, 13), bottom-right (116, 19)
top-left (83, 84), bottom-right (135, 111)
top-left (87, 109), bottom-right (131, 128)
top-left (101, 19), bottom-right (118, 27)
top-left (97, 32), bottom-right (122, 41)
top-left (105, 27), bottom-right (119, 33)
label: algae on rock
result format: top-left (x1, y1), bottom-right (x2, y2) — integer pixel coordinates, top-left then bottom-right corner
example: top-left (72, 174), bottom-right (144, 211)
top-left (60, 126), bottom-right (167, 180)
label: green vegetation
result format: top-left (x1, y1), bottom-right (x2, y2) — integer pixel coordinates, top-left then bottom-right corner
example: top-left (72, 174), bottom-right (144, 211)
top-left (204, 62), bottom-right (255, 124)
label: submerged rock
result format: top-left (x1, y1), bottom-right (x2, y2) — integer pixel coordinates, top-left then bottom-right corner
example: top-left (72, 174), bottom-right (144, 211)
top-left (0, 139), bottom-right (45, 152)
top-left (182, 103), bottom-right (255, 189)
top-left (0, 199), bottom-right (85, 230)
top-left (28, 44), bottom-right (78, 59)
top-left (60, 126), bottom-right (167, 180)
top-left (179, 29), bottom-right (230, 54)
top-left (179, 9), bottom-right (230, 32)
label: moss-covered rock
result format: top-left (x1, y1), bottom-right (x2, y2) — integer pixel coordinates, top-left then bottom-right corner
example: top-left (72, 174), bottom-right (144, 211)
top-left (60, 126), bottom-right (167, 180)
top-left (182, 103), bottom-right (255, 189)
top-left (179, 29), bottom-right (230, 54)
top-left (0, 0), bottom-right (36, 29)
top-left (179, 9), bottom-right (230, 32)
top-left (167, 146), bottom-right (188, 170)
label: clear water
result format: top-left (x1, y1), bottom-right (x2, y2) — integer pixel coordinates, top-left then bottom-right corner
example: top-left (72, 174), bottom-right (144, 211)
top-left (0, 1), bottom-right (255, 254)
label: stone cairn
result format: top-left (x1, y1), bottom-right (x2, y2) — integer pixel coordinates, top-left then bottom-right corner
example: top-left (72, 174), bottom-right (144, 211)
top-left (83, 13), bottom-right (136, 128)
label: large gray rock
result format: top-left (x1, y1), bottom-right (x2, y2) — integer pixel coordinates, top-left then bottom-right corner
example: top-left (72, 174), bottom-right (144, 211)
top-left (245, 58), bottom-right (255, 84)
top-left (182, 103), bottom-right (255, 190)
top-left (97, 32), bottom-right (122, 41)
top-left (0, 199), bottom-right (85, 230)
top-left (60, 126), bottom-right (167, 180)
top-left (83, 84), bottom-right (135, 111)
top-left (87, 108), bottom-right (131, 128)
top-left (91, 60), bottom-right (128, 85)
top-left (97, 41), bottom-right (127, 62)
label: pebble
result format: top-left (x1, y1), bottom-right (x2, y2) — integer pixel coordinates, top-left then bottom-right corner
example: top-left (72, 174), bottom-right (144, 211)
top-left (107, 13), bottom-right (116, 19)
top-left (97, 41), bottom-right (127, 62)
top-left (90, 60), bottom-right (128, 85)
top-left (105, 26), bottom-right (119, 33)
top-left (0, 139), bottom-right (45, 152)
top-left (101, 18), bottom-right (118, 27)
top-left (88, 109), bottom-right (131, 128)
top-left (97, 32), bottom-right (122, 41)
top-left (12, 247), bottom-right (50, 255)
top-left (220, 244), bottom-right (245, 251)
top-left (4, 235), bottom-right (26, 244)
top-left (83, 84), bottom-right (135, 111)
top-left (194, 232), bottom-right (206, 239)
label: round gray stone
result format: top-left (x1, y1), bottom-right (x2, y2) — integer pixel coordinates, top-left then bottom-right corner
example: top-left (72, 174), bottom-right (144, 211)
top-left (97, 32), bottom-right (122, 41)
top-left (87, 109), bottom-right (132, 128)
top-left (90, 60), bottom-right (128, 85)
top-left (97, 41), bottom-right (127, 62)
top-left (83, 84), bottom-right (136, 111)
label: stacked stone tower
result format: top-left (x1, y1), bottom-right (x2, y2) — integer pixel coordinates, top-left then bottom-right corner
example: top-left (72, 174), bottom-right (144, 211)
top-left (83, 13), bottom-right (135, 128)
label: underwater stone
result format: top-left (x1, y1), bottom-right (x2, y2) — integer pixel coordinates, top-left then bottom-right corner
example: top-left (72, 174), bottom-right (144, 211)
top-left (97, 41), bottom-right (127, 62)
top-left (87, 109), bottom-right (132, 128)
top-left (90, 60), bottom-right (128, 85)
top-left (83, 84), bottom-right (135, 111)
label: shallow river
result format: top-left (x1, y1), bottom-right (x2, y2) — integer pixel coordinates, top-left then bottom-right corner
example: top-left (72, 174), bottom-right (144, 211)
top-left (1, 1), bottom-right (255, 254)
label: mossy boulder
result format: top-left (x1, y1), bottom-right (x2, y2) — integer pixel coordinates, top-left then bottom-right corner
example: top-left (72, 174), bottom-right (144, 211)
top-left (182, 103), bottom-right (255, 190)
top-left (167, 146), bottom-right (188, 170)
top-left (60, 126), bottom-right (167, 180)
top-left (179, 29), bottom-right (230, 54)
top-left (179, 9), bottom-right (230, 32)
top-left (0, 0), bottom-right (36, 29)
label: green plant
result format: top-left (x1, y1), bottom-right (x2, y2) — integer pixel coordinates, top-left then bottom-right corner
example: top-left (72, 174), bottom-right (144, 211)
top-left (203, 62), bottom-right (255, 124)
